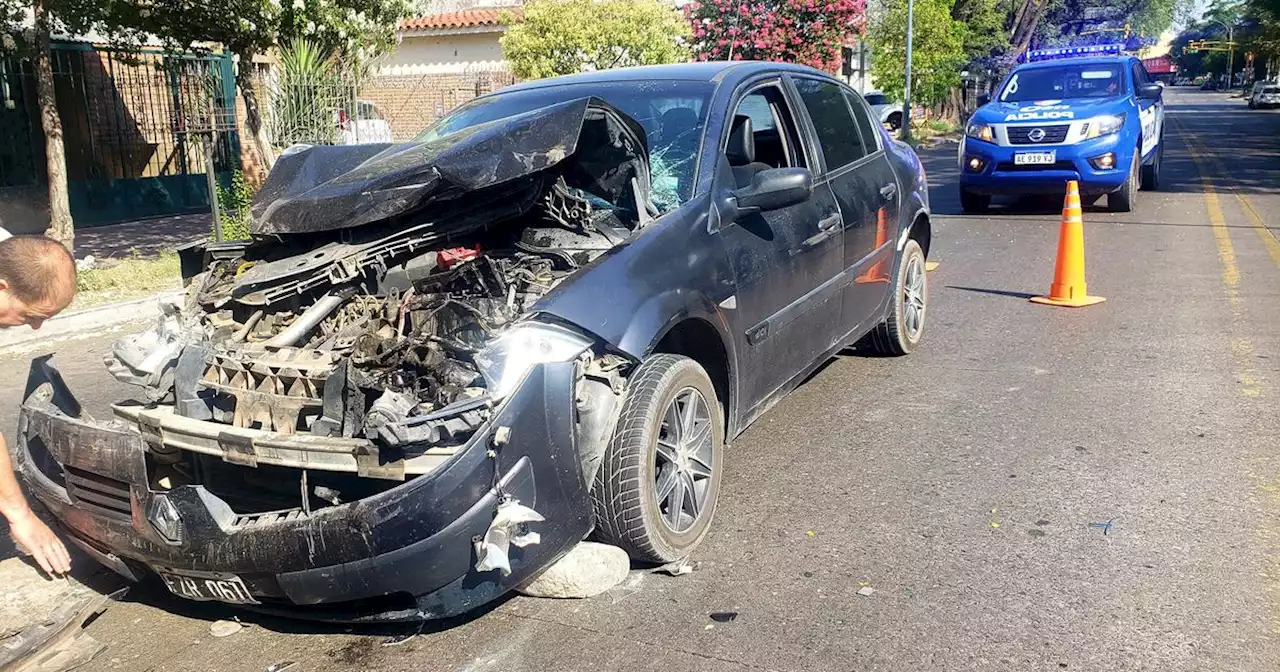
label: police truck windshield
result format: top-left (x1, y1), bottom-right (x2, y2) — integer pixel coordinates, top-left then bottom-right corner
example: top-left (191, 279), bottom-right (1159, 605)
top-left (1000, 64), bottom-right (1124, 103)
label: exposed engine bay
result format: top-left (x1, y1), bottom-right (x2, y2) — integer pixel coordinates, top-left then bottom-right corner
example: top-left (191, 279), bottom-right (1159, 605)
top-left (102, 98), bottom-right (643, 514)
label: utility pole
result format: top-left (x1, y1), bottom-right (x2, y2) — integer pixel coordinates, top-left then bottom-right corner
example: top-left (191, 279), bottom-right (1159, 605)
top-left (901, 0), bottom-right (915, 142)
top-left (1227, 24), bottom-right (1235, 90)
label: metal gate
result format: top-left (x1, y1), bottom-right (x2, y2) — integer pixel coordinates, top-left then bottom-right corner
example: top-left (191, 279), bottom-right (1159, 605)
top-left (0, 44), bottom-right (240, 228)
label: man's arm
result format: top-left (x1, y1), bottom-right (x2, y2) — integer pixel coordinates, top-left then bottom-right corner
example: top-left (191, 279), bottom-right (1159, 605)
top-left (0, 432), bottom-right (70, 574)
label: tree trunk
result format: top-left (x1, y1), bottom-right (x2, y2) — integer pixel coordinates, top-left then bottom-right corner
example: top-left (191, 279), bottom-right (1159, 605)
top-left (234, 48), bottom-right (275, 174)
top-left (1011, 0), bottom-right (1047, 55)
top-left (33, 0), bottom-right (72, 252)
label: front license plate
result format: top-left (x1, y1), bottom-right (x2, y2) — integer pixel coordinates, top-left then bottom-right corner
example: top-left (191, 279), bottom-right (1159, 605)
top-left (1014, 151), bottom-right (1056, 165)
top-left (158, 569), bottom-right (259, 605)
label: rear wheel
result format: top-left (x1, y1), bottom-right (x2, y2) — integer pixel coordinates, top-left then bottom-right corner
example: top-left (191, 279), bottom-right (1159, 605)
top-left (960, 187), bottom-right (990, 214)
top-left (1108, 151), bottom-right (1139, 212)
top-left (592, 354), bottom-right (724, 564)
top-left (1140, 139), bottom-right (1162, 191)
top-left (864, 239), bottom-right (928, 356)
top-left (887, 112), bottom-right (903, 130)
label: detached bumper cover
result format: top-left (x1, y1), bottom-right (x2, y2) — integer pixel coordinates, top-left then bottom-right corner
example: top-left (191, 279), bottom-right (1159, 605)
top-left (958, 134), bottom-right (1133, 195)
top-left (13, 356), bottom-right (592, 622)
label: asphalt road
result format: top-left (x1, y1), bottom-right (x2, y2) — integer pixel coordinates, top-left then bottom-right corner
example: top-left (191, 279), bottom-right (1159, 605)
top-left (2, 88), bottom-right (1278, 672)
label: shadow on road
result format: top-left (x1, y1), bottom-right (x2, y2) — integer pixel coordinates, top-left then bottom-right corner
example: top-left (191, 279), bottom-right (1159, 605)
top-left (946, 285), bottom-right (1038, 300)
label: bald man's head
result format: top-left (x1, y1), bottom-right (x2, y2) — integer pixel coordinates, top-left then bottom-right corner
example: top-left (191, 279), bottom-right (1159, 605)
top-left (0, 236), bottom-right (77, 330)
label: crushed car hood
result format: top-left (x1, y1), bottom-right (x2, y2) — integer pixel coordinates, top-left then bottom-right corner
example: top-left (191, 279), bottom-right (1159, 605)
top-left (251, 97), bottom-right (651, 236)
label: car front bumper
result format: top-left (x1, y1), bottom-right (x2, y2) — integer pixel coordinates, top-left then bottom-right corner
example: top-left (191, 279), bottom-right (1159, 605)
top-left (958, 134), bottom-right (1135, 196)
top-left (13, 357), bottom-right (593, 623)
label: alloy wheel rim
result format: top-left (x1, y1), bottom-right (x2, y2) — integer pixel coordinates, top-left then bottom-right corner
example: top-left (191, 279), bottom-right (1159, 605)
top-left (903, 254), bottom-right (926, 341)
top-left (653, 387), bottom-right (714, 534)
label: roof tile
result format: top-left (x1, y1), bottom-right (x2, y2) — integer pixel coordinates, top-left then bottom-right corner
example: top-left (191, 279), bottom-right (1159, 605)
top-left (400, 7), bottom-right (523, 31)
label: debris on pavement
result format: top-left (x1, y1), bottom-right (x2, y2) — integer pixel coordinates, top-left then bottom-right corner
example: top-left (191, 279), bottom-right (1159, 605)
top-left (267, 662), bottom-right (298, 672)
top-left (382, 631), bottom-right (420, 647)
top-left (709, 611), bottom-right (739, 623)
top-left (208, 620), bottom-right (243, 638)
top-left (0, 588), bottom-right (126, 672)
top-left (1029, 529), bottom-right (1047, 538)
top-left (857, 587), bottom-right (876, 597)
top-left (516, 541), bottom-right (630, 599)
top-left (1088, 519), bottom-right (1117, 535)
top-left (657, 560), bottom-right (698, 576)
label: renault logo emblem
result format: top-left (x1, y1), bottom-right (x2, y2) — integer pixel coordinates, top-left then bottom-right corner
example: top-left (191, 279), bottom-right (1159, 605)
top-left (1028, 127), bottom-right (1047, 142)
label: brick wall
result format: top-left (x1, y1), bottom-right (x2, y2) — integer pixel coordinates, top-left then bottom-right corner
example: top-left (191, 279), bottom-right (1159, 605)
top-left (360, 70), bottom-right (518, 141)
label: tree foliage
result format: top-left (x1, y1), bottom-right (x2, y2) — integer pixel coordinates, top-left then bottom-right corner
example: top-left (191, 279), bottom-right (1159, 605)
top-left (500, 0), bottom-right (690, 80)
top-left (686, 0), bottom-right (866, 74)
top-left (871, 0), bottom-right (966, 106)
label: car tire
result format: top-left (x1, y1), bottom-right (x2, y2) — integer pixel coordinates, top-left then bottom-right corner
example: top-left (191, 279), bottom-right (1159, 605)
top-left (960, 188), bottom-right (990, 214)
top-left (864, 238), bottom-right (928, 356)
top-left (1140, 139), bottom-right (1162, 191)
top-left (1108, 151), bottom-right (1139, 213)
top-left (591, 354), bottom-right (724, 564)
top-left (888, 112), bottom-right (902, 130)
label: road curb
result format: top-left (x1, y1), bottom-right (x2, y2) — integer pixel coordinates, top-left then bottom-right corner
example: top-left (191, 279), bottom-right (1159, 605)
top-left (0, 291), bottom-right (180, 352)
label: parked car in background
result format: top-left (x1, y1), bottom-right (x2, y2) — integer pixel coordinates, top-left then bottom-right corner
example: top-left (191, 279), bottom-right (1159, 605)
top-left (1200, 79), bottom-right (1221, 91)
top-left (15, 61), bottom-right (933, 623)
top-left (864, 92), bottom-right (903, 130)
top-left (1249, 82), bottom-right (1280, 108)
top-left (337, 100), bottom-right (394, 145)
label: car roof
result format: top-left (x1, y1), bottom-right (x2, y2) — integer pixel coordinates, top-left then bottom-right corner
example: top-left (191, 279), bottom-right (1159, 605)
top-left (499, 61), bottom-right (836, 94)
top-left (1015, 55), bottom-right (1136, 72)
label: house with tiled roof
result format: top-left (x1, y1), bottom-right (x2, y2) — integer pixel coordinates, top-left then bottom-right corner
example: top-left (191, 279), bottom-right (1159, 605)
top-left (378, 1), bottom-right (525, 75)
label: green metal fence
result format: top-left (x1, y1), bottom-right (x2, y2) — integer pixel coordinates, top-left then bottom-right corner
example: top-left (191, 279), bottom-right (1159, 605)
top-left (0, 43), bottom-right (241, 228)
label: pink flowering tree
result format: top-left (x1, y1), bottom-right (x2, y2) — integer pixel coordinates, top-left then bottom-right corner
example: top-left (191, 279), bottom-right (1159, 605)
top-left (685, 0), bottom-right (867, 73)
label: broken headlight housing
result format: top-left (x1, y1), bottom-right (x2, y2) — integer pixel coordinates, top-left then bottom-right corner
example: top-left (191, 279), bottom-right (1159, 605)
top-left (474, 322), bottom-right (593, 401)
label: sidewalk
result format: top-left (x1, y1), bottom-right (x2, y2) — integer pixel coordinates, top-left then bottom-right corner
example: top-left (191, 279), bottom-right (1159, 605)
top-left (74, 213), bottom-right (211, 260)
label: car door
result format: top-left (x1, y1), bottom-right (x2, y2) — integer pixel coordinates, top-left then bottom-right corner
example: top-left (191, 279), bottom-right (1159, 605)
top-left (789, 76), bottom-right (900, 332)
top-left (1131, 61), bottom-right (1161, 161)
top-left (714, 78), bottom-right (847, 418)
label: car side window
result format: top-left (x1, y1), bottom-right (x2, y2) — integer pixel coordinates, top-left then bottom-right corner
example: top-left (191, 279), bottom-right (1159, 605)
top-left (793, 77), bottom-right (867, 170)
top-left (844, 90), bottom-right (882, 154)
top-left (1131, 62), bottom-right (1149, 90)
top-left (865, 94), bottom-right (887, 106)
top-left (726, 84), bottom-right (807, 170)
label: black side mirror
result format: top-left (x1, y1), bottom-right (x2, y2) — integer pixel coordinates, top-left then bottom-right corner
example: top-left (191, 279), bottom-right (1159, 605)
top-left (976, 93), bottom-right (991, 107)
top-left (733, 167), bottom-right (812, 215)
top-left (1137, 83), bottom-right (1162, 100)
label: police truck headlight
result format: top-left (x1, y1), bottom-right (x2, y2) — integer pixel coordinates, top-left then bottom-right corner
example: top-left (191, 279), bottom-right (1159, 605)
top-left (966, 123), bottom-right (995, 143)
top-left (1084, 114), bottom-right (1126, 139)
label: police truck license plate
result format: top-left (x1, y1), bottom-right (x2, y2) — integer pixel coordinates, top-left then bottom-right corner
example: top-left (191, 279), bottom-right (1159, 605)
top-left (1014, 151), bottom-right (1055, 165)
top-left (158, 569), bottom-right (259, 604)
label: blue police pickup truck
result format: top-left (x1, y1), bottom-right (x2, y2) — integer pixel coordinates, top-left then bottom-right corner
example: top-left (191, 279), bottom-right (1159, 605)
top-left (958, 44), bottom-right (1165, 214)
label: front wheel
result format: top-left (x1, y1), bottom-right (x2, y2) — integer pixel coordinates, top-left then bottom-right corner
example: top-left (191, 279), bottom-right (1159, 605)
top-left (592, 354), bottom-right (724, 564)
top-left (960, 187), bottom-right (990, 214)
top-left (863, 239), bottom-right (928, 356)
top-left (1140, 140), bottom-right (1162, 191)
top-left (887, 112), bottom-right (903, 130)
top-left (1108, 151), bottom-right (1139, 212)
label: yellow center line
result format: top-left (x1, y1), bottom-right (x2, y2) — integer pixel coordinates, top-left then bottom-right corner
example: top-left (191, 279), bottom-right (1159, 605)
top-left (1173, 115), bottom-right (1263, 399)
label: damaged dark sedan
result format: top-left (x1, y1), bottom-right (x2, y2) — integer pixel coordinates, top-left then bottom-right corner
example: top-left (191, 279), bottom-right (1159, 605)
top-left (13, 62), bottom-right (932, 622)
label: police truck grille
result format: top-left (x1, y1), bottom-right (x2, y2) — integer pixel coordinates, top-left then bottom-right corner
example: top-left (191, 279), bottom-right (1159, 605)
top-left (1007, 125), bottom-right (1070, 144)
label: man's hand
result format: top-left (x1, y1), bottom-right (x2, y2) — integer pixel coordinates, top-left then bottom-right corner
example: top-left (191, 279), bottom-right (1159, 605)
top-left (9, 508), bottom-right (71, 575)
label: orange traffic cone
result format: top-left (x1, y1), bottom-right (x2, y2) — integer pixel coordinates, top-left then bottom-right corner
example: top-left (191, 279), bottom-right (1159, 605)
top-left (856, 207), bottom-right (891, 284)
top-left (1030, 180), bottom-right (1106, 307)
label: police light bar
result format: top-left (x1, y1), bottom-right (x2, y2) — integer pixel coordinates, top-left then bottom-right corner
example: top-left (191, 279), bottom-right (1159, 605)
top-left (1026, 44), bottom-right (1123, 62)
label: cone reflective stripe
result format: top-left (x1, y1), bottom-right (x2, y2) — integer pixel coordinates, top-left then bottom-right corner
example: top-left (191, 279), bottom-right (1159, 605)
top-left (1030, 180), bottom-right (1106, 308)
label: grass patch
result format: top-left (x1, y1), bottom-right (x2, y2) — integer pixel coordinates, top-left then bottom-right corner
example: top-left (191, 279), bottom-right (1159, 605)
top-left (71, 251), bottom-right (182, 311)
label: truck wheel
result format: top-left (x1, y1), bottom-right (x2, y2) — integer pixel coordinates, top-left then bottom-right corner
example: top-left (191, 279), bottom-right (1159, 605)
top-left (1108, 152), bottom-right (1139, 213)
top-left (960, 188), bottom-right (990, 214)
top-left (592, 354), bottom-right (724, 564)
top-left (1140, 140), bottom-right (1162, 191)
top-left (863, 239), bottom-right (928, 356)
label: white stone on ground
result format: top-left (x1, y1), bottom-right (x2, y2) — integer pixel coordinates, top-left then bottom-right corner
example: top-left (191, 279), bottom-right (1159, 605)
top-left (517, 542), bottom-right (630, 599)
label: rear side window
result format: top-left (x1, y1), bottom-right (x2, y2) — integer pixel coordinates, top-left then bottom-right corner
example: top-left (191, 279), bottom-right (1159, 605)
top-left (844, 91), bottom-right (882, 153)
top-left (793, 77), bottom-right (867, 170)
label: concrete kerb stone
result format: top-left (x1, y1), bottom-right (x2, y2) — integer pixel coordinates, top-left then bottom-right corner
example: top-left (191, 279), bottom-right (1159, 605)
top-left (0, 291), bottom-right (180, 354)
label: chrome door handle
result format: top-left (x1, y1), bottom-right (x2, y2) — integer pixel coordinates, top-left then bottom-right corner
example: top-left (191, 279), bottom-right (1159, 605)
top-left (818, 214), bottom-right (843, 231)
top-left (880, 183), bottom-right (898, 200)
